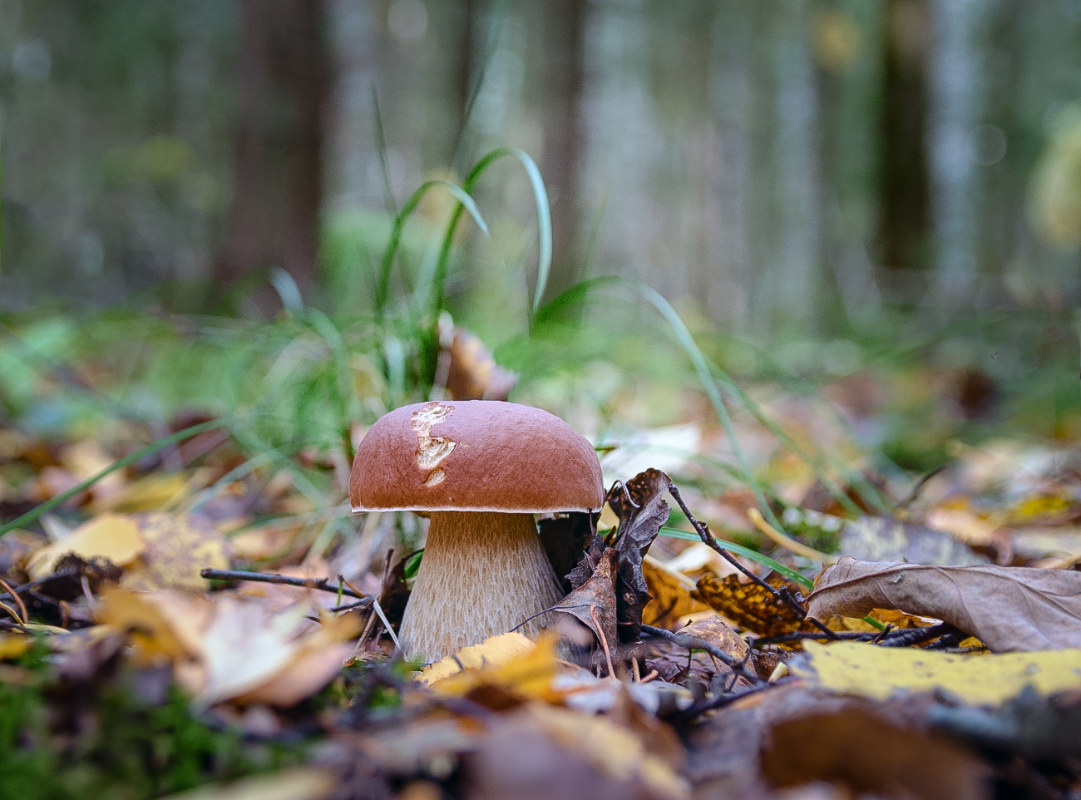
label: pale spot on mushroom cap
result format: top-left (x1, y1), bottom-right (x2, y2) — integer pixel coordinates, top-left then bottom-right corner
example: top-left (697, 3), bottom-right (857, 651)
top-left (411, 402), bottom-right (456, 479)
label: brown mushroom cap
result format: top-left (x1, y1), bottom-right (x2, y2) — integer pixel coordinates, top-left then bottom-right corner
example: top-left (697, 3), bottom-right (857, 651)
top-left (350, 400), bottom-right (605, 513)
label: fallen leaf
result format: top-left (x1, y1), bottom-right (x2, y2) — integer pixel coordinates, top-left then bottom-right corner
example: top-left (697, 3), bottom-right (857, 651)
top-left (608, 468), bottom-right (671, 641)
top-left (761, 707), bottom-right (988, 800)
top-left (93, 470), bottom-right (198, 513)
top-left (121, 512), bottom-right (231, 591)
top-left (692, 572), bottom-right (808, 638)
top-left (443, 326), bottom-right (517, 401)
top-left (0, 634), bottom-right (30, 660)
top-left (418, 631), bottom-right (537, 686)
top-left (465, 702), bottom-right (689, 800)
top-left (807, 556), bottom-right (1081, 651)
top-left (839, 516), bottom-right (988, 566)
top-left (155, 768), bottom-right (336, 800)
top-left (793, 640), bottom-right (1081, 706)
top-left (96, 588), bottom-right (192, 664)
top-left (428, 634), bottom-right (560, 707)
top-left (553, 547), bottom-right (619, 653)
top-left (27, 513), bottom-right (144, 579)
top-left (641, 557), bottom-right (709, 629)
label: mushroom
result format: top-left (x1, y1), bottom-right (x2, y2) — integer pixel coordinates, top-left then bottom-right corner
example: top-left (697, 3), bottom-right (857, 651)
top-left (349, 400), bottom-right (604, 661)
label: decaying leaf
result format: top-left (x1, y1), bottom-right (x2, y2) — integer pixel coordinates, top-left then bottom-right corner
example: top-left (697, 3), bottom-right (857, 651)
top-left (807, 556), bottom-right (1081, 652)
top-left (121, 512), bottom-right (231, 591)
top-left (692, 572), bottom-right (808, 638)
top-left (793, 640), bottom-right (1081, 706)
top-left (608, 468), bottom-right (671, 641)
top-left (552, 547), bottom-right (619, 652)
top-left (838, 516), bottom-right (988, 566)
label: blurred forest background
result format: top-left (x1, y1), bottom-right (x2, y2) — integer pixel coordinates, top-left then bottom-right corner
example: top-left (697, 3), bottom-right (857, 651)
top-left (0, 0), bottom-right (1079, 439)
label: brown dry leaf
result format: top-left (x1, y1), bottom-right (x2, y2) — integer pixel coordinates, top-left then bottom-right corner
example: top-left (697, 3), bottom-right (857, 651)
top-left (807, 556), bottom-right (1081, 652)
top-left (607, 468), bottom-right (672, 641)
top-left (121, 512), bottom-right (231, 591)
top-left (925, 507), bottom-right (998, 548)
top-left (466, 702), bottom-right (689, 800)
top-left (761, 707), bottom-right (988, 800)
top-left (647, 617), bottom-right (754, 687)
top-left (444, 326), bottom-right (517, 401)
top-left (641, 557), bottom-right (709, 629)
top-left (553, 547), bottom-right (619, 651)
top-left (418, 631), bottom-right (536, 686)
top-left (692, 572), bottom-right (808, 638)
top-left (427, 634), bottom-right (560, 706)
top-left (27, 513), bottom-right (145, 579)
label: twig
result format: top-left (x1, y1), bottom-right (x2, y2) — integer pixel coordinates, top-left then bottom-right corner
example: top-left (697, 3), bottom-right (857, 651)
top-left (590, 604), bottom-right (615, 679)
top-left (746, 508), bottom-right (838, 564)
top-left (200, 568), bottom-right (371, 601)
top-left (666, 482), bottom-right (836, 639)
top-left (753, 621), bottom-right (957, 649)
top-left (339, 574), bottom-right (399, 652)
top-left (668, 681), bottom-right (775, 723)
top-left (0, 601), bottom-right (24, 625)
top-left (640, 624), bottom-right (763, 686)
top-left (0, 578), bottom-right (27, 624)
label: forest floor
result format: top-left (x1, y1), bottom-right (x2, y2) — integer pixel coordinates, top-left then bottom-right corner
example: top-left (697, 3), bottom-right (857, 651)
top-left (0, 309), bottom-right (1079, 800)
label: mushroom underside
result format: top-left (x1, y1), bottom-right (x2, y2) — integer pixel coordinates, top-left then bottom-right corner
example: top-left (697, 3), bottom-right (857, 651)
top-left (399, 510), bottom-right (563, 662)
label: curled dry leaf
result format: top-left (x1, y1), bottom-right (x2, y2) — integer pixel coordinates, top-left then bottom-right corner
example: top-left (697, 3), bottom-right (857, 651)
top-left (553, 546), bottom-right (619, 651)
top-left (608, 468), bottom-right (672, 641)
top-left (807, 556), bottom-right (1081, 652)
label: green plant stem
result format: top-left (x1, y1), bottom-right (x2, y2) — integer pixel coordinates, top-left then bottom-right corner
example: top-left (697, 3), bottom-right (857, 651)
top-left (0, 418), bottom-right (226, 537)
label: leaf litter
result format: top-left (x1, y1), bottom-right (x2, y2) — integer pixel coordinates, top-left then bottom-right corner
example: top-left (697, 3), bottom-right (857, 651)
top-left (1, 379), bottom-right (1081, 798)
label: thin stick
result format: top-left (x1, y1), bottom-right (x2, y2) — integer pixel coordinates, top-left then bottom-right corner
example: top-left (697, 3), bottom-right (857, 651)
top-left (746, 509), bottom-right (838, 564)
top-left (669, 681), bottom-right (775, 723)
top-left (0, 601), bottom-right (23, 625)
top-left (200, 568), bottom-right (370, 600)
top-left (667, 482), bottom-right (836, 639)
top-left (590, 604), bottom-right (615, 679)
top-left (339, 574), bottom-right (400, 652)
top-left (640, 624), bottom-right (762, 686)
top-left (0, 578), bottom-right (27, 624)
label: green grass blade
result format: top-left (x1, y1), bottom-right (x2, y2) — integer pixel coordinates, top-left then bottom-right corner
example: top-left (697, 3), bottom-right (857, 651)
top-left (378, 179), bottom-right (489, 312)
top-left (0, 418), bottom-right (227, 537)
top-left (659, 527), bottom-right (813, 589)
top-left (431, 148), bottom-right (552, 326)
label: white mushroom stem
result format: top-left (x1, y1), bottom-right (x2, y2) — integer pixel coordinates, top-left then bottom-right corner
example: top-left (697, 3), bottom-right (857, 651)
top-left (398, 511), bottom-right (563, 662)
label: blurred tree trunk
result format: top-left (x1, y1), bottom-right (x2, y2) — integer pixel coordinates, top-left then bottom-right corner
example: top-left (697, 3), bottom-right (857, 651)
top-left (879, 0), bottom-right (931, 274)
top-left (539, 0), bottom-right (585, 299)
top-left (216, 0), bottom-right (328, 307)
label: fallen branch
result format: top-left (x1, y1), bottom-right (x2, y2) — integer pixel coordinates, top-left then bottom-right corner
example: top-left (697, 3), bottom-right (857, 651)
top-left (200, 568), bottom-right (372, 601)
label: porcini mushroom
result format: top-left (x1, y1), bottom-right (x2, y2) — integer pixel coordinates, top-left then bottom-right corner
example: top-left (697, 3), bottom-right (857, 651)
top-left (349, 400), bottom-right (604, 661)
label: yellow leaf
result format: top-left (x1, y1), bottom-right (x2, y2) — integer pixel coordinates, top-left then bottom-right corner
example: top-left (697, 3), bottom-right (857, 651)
top-left (95, 471), bottom-right (198, 513)
top-left (795, 641), bottom-right (1081, 706)
top-left (121, 512), bottom-right (231, 591)
top-left (426, 634), bottom-right (559, 703)
top-left (27, 513), bottom-right (145, 579)
top-left (417, 631), bottom-right (536, 686)
top-left (642, 556), bottom-right (710, 628)
top-left (0, 634), bottom-right (30, 660)
top-left (97, 588), bottom-right (191, 664)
